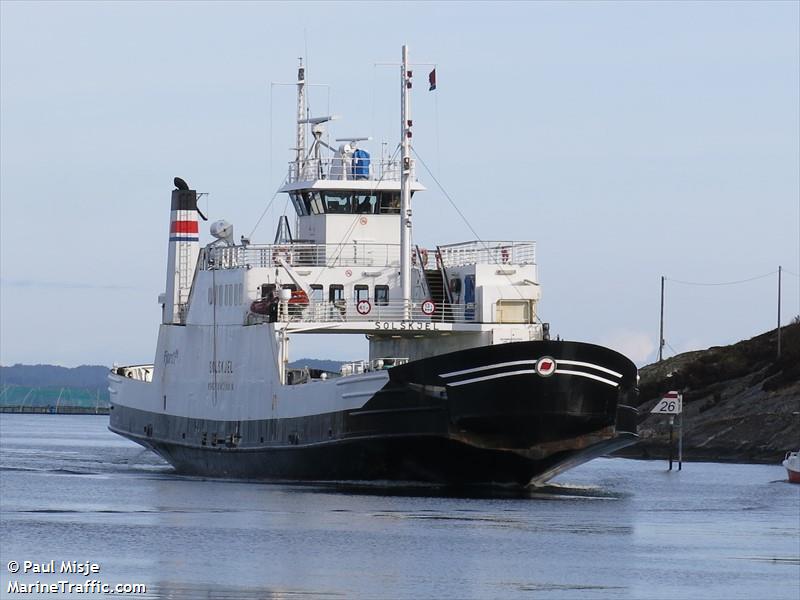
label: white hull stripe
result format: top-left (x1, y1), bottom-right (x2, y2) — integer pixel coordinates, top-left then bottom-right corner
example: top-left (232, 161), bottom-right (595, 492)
top-left (446, 368), bottom-right (620, 388)
top-left (441, 359), bottom-right (623, 381)
top-left (555, 360), bottom-right (623, 379)
top-left (441, 360), bottom-right (536, 379)
top-left (446, 369), bottom-right (538, 387)
top-left (553, 369), bottom-right (619, 387)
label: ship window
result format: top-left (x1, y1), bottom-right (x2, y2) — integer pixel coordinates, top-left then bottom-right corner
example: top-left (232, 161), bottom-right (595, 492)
top-left (323, 192), bottom-right (352, 214)
top-left (375, 285), bottom-right (389, 306)
top-left (290, 193), bottom-right (308, 216)
top-left (354, 285), bottom-right (369, 302)
top-left (354, 193), bottom-right (377, 214)
top-left (310, 284), bottom-right (323, 302)
top-left (208, 287), bottom-right (213, 305)
top-left (378, 192), bottom-right (400, 214)
top-left (261, 283), bottom-right (276, 299)
top-left (329, 284), bottom-right (344, 302)
top-left (306, 192), bottom-right (324, 215)
top-left (225, 284), bottom-right (232, 306)
top-left (495, 300), bottom-right (531, 324)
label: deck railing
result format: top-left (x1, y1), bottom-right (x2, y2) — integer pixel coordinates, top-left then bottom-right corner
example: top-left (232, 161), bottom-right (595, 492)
top-left (204, 241), bottom-right (535, 271)
top-left (340, 357), bottom-right (409, 375)
top-left (204, 243), bottom-right (402, 270)
top-left (247, 299), bottom-right (478, 325)
top-left (287, 158), bottom-right (406, 184)
top-left (438, 241), bottom-right (536, 268)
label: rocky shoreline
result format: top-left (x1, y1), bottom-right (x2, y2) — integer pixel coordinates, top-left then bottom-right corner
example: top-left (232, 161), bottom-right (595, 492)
top-left (617, 322), bottom-right (799, 464)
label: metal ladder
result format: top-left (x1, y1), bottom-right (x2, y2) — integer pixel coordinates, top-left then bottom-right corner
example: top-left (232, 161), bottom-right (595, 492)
top-left (176, 209), bottom-right (191, 304)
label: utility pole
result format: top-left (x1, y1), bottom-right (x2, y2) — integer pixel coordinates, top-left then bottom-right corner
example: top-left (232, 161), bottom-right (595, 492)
top-left (659, 275), bottom-right (665, 362)
top-left (777, 265), bottom-right (782, 359)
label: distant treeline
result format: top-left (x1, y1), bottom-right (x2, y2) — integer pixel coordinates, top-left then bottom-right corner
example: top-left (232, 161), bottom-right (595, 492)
top-left (287, 358), bottom-right (344, 373)
top-left (1, 364), bottom-right (110, 409)
top-left (0, 359), bottom-right (345, 409)
top-left (1, 364), bottom-right (109, 388)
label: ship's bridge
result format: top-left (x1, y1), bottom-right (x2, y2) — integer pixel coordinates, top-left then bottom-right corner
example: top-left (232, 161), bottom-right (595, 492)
top-left (280, 158), bottom-right (425, 217)
top-left (279, 152), bottom-right (425, 248)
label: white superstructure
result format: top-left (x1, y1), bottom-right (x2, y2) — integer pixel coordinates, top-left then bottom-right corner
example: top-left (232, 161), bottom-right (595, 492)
top-left (163, 45), bottom-right (540, 374)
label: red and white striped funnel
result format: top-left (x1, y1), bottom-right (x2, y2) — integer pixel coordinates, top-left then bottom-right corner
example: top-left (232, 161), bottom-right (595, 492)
top-left (163, 183), bottom-right (200, 324)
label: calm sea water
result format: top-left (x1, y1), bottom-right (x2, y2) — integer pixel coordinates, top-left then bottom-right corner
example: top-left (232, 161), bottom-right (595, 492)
top-left (0, 414), bottom-right (797, 599)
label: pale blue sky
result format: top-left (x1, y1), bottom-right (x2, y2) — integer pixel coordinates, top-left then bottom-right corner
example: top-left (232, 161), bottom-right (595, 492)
top-left (1, 1), bottom-right (798, 366)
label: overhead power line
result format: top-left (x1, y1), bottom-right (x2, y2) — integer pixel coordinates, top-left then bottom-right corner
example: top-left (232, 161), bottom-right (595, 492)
top-left (666, 271), bottom-right (777, 287)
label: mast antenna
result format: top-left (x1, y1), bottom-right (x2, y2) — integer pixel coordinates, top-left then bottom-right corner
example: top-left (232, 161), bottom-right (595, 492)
top-left (296, 58), bottom-right (306, 174)
top-left (400, 45), bottom-right (413, 320)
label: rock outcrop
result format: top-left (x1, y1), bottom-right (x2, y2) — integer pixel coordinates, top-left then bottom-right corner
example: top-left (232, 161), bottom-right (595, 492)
top-left (621, 322), bottom-right (800, 463)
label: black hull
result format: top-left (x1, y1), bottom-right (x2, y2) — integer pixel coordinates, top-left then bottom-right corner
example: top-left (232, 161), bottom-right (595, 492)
top-left (110, 340), bottom-right (639, 486)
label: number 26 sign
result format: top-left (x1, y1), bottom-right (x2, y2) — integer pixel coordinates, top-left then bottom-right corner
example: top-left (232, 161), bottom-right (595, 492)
top-left (651, 391), bottom-right (683, 415)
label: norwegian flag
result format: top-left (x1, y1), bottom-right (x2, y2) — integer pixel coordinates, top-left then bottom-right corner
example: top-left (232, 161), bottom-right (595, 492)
top-left (662, 391), bottom-right (680, 400)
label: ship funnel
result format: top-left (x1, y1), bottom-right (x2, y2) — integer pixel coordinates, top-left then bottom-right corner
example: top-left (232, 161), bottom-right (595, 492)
top-left (163, 179), bottom-right (201, 324)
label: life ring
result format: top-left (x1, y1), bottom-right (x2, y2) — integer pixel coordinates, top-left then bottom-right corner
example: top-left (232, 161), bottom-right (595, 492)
top-left (500, 246), bottom-right (510, 264)
top-left (420, 248), bottom-right (429, 268)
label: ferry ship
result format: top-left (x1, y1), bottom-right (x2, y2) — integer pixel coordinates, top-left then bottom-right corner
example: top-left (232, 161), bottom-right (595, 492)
top-left (109, 47), bottom-right (639, 486)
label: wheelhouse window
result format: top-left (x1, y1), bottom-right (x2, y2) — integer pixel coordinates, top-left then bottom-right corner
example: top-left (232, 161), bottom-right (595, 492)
top-left (290, 192), bottom-right (308, 216)
top-left (375, 285), bottom-right (389, 306)
top-left (378, 191), bottom-right (401, 214)
top-left (292, 191), bottom-right (400, 215)
top-left (354, 193), bottom-right (377, 214)
top-left (323, 192), bottom-right (352, 214)
top-left (304, 191), bottom-right (324, 215)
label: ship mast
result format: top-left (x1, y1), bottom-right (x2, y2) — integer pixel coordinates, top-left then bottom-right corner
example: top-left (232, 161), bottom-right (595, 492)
top-left (296, 58), bottom-right (306, 173)
top-left (400, 45), bottom-right (413, 320)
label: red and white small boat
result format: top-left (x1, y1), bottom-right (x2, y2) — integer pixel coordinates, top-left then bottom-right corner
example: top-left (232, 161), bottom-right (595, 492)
top-left (782, 451), bottom-right (800, 483)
